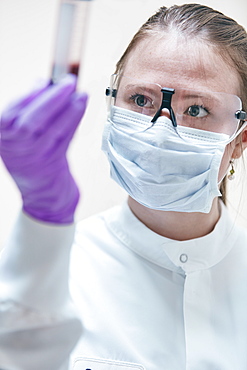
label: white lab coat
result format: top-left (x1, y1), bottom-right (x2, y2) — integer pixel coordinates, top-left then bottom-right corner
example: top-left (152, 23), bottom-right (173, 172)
top-left (1, 201), bottom-right (247, 370)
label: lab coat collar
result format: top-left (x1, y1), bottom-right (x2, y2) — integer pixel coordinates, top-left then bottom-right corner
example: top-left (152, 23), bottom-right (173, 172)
top-left (105, 201), bottom-right (238, 274)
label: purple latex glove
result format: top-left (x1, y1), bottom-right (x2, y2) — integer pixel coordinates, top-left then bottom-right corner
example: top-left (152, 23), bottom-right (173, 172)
top-left (0, 74), bottom-right (88, 224)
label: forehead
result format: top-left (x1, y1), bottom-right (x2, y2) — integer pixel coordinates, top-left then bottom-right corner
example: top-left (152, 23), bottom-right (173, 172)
top-left (122, 33), bottom-right (240, 95)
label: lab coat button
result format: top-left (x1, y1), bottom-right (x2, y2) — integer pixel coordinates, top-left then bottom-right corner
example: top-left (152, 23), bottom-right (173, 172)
top-left (180, 253), bottom-right (188, 263)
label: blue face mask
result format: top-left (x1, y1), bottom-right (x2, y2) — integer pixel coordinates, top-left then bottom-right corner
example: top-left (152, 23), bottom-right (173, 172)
top-left (102, 106), bottom-right (230, 213)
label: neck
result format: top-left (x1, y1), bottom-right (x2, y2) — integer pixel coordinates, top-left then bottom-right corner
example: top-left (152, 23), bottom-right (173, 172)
top-left (127, 197), bottom-right (221, 241)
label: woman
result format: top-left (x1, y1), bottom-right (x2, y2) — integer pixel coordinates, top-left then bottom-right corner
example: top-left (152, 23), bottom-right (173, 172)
top-left (1, 3), bottom-right (247, 370)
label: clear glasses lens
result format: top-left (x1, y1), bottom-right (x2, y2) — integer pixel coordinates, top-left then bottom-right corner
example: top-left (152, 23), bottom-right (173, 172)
top-left (107, 74), bottom-right (242, 138)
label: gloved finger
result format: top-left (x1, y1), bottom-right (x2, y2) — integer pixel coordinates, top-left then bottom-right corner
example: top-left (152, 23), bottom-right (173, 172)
top-left (1, 82), bottom-right (50, 130)
top-left (31, 92), bottom-right (89, 158)
top-left (63, 92), bottom-right (89, 145)
top-left (14, 74), bottom-right (77, 134)
top-left (48, 91), bottom-right (88, 141)
top-left (1, 92), bottom-right (88, 163)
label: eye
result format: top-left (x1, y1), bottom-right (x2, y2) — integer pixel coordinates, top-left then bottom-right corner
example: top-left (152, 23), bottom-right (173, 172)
top-left (186, 105), bottom-right (209, 118)
top-left (130, 94), bottom-right (153, 108)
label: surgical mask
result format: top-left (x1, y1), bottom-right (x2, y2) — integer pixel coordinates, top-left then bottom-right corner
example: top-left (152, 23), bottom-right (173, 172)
top-left (102, 106), bottom-right (230, 213)
top-left (102, 74), bottom-right (247, 213)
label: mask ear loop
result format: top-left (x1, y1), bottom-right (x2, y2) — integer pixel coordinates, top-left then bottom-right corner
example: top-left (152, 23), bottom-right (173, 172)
top-left (223, 111), bottom-right (247, 145)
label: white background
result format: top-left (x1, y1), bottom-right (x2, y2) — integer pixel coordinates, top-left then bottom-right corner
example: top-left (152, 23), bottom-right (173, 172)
top-left (1, 0), bottom-right (247, 248)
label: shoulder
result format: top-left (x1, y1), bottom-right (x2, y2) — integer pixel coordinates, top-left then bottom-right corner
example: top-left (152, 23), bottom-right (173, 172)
top-left (75, 205), bottom-right (122, 242)
top-left (69, 204), bottom-right (135, 296)
top-left (221, 203), bottom-right (247, 243)
top-left (71, 205), bottom-right (126, 265)
top-left (221, 204), bottom-right (247, 265)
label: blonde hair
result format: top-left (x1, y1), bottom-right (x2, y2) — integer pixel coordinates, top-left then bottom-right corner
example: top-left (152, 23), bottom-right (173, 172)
top-left (114, 3), bottom-right (247, 203)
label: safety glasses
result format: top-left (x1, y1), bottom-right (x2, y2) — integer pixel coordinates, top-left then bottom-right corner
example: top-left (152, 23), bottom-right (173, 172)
top-left (106, 74), bottom-right (247, 141)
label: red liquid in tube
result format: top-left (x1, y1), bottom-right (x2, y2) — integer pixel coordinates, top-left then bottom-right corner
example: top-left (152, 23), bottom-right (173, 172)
top-left (68, 63), bottom-right (80, 76)
top-left (51, 0), bottom-right (91, 84)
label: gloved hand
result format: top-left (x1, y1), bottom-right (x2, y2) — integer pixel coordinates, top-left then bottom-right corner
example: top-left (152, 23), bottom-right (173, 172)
top-left (0, 74), bottom-right (88, 224)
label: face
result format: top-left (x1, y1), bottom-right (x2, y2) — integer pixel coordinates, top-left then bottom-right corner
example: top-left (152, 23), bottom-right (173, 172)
top-left (122, 32), bottom-right (243, 181)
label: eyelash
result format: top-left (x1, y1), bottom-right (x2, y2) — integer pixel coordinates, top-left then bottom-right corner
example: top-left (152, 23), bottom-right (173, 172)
top-left (186, 103), bottom-right (211, 114)
top-left (129, 93), bottom-right (139, 101)
top-left (128, 95), bottom-right (212, 116)
top-left (129, 93), bottom-right (152, 104)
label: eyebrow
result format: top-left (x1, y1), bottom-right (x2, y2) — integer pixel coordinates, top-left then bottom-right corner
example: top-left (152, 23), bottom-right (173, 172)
top-left (123, 83), bottom-right (159, 91)
top-left (181, 93), bottom-right (225, 109)
top-left (121, 84), bottom-right (161, 99)
top-left (122, 83), bottom-right (224, 106)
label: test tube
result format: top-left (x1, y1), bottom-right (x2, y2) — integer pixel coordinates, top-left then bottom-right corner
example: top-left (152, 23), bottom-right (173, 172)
top-left (51, 0), bottom-right (92, 84)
